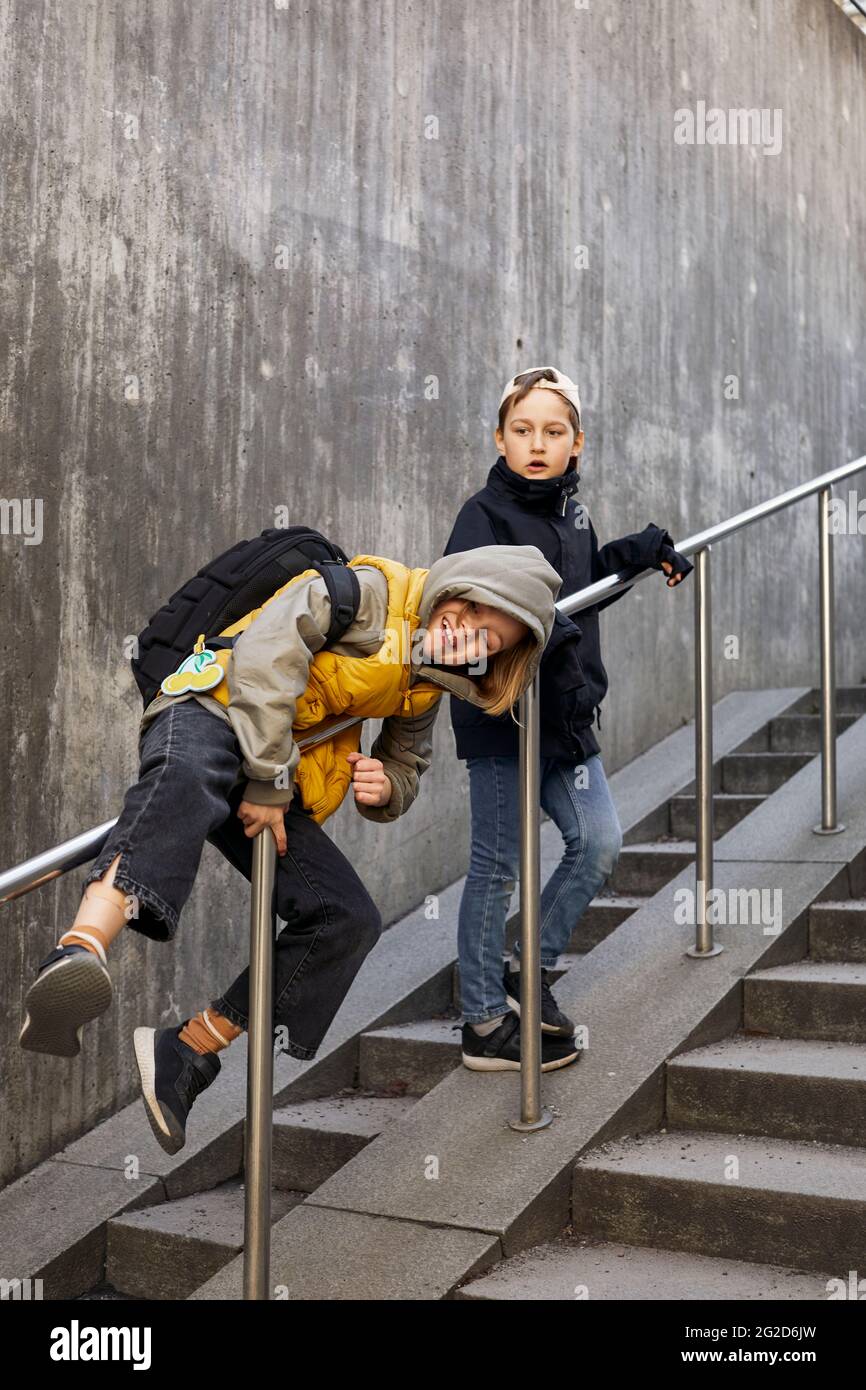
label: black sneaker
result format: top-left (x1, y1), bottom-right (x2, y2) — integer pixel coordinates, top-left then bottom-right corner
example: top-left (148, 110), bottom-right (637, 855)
top-left (133, 1023), bottom-right (221, 1155)
top-left (457, 1009), bottom-right (581, 1072)
top-left (19, 941), bottom-right (113, 1057)
top-left (503, 965), bottom-right (575, 1037)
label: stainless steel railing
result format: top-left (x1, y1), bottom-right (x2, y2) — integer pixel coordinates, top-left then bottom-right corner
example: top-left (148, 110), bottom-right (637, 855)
top-left (4, 454), bottom-right (865, 1281)
top-left (510, 450), bottom-right (866, 1138)
top-left (0, 713), bottom-right (367, 1301)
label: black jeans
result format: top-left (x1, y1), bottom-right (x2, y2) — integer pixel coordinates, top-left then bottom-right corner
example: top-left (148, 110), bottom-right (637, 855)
top-left (83, 699), bottom-right (383, 1059)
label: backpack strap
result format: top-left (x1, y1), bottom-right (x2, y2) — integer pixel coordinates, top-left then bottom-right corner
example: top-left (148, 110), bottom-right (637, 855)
top-left (314, 559), bottom-right (361, 643)
top-left (206, 560), bottom-right (361, 652)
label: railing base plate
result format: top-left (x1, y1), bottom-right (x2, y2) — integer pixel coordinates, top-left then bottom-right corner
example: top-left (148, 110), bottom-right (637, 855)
top-left (508, 1107), bottom-right (554, 1132)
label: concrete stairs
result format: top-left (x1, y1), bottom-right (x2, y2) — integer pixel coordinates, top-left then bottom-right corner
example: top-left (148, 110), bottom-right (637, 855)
top-left (95, 959), bottom-right (568, 1298)
top-left (457, 877), bottom-right (866, 1299)
top-left (92, 1008), bottom-right (460, 1298)
top-left (184, 683), bottom-right (866, 1301)
top-left (9, 683), bottom-right (865, 1301)
top-left (102, 690), bottom-right (850, 1300)
top-left (559, 688), bottom-right (865, 956)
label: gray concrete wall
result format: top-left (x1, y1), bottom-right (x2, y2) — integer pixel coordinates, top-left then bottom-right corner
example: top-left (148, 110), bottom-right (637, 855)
top-left (1, 0), bottom-right (864, 1182)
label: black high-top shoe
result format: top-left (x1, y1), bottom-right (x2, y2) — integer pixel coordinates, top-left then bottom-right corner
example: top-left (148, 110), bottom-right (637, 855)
top-left (503, 965), bottom-right (576, 1037)
top-left (133, 1023), bottom-right (222, 1155)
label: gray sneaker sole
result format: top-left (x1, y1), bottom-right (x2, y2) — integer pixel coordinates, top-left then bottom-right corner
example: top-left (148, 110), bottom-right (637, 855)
top-left (19, 952), bottom-right (112, 1057)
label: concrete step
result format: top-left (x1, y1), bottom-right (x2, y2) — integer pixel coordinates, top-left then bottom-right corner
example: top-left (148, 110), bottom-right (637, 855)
top-left (454, 1237), bottom-right (834, 1300)
top-left (358, 1017), bottom-right (462, 1095)
top-left (721, 751), bottom-right (813, 794)
top-left (573, 1128), bottom-right (866, 1274)
top-left (744, 960), bottom-right (866, 1042)
top-left (809, 900), bottom-right (866, 961)
top-left (669, 792), bottom-right (764, 839)
top-left (666, 1034), bottom-right (866, 1147)
top-left (768, 712), bottom-right (857, 752)
top-left (106, 1179), bottom-right (303, 1300)
top-left (607, 842), bottom-right (695, 896)
top-left (272, 1092), bottom-right (417, 1191)
top-left (677, 763), bottom-right (724, 796)
top-left (789, 686), bottom-right (866, 716)
top-left (565, 895), bottom-right (645, 952)
top-left (731, 726), bottom-right (771, 753)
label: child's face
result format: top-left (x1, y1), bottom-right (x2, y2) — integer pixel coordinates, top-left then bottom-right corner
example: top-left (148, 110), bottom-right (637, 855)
top-left (421, 597), bottom-right (528, 667)
top-left (495, 387), bottom-right (584, 479)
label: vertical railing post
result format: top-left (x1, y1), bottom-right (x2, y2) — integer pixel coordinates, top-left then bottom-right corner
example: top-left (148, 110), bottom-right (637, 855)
top-left (243, 829), bottom-right (277, 1299)
top-left (814, 487), bottom-right (845, 835)
top-left (687, 546), bottom-right (722, 958)
top-left (509, 670), bottom-right (552, 1132)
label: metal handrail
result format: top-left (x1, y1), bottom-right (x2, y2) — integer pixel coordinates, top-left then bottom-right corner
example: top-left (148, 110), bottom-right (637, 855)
top-left (554, 455), bottom-right (866, 621)
top-left (5, 451), bottom-right (865, 1280)
top-left (509, 452), bottom-right (866, 1134)
top-left (0, 713), bottom-right (368, 907)
top-left (0, 713), bottom-right (366, 1302)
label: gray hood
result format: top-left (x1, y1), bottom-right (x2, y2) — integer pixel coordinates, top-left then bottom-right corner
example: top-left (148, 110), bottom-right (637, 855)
top-left (411, 544), bottom-right (563, 703)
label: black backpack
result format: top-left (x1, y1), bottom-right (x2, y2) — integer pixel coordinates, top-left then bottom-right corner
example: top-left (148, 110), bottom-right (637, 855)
top-left (131, 525), bottom-right (361, 710)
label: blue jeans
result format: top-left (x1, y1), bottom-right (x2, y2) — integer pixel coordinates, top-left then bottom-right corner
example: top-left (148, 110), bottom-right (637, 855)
top-left (82, 699), bottom-right (383, 1059)
top-left (457, 753), bottom-right (623, 1023)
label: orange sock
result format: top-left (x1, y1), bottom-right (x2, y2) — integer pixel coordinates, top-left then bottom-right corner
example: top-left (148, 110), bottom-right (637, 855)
top-left (59, 924), bottom-right (112, 966)
top-left (179, 1008), bottom-right (244, 1055)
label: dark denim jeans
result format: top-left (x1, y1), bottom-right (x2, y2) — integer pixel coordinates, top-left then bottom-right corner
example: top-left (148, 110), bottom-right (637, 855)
top-left (83, 698), bottom-right (383, 1059)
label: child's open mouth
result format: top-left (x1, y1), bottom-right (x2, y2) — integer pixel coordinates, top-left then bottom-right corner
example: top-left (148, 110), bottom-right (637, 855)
top-left (439, 615), bottom-right (472, 660)
top-left (440, 616), bottom-right (458, 651)
top-left (526, 462), bottom-right (548, 471)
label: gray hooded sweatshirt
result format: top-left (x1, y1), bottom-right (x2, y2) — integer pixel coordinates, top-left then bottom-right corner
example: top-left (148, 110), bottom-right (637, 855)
top-left (136, 544), bottom-right (562, 823)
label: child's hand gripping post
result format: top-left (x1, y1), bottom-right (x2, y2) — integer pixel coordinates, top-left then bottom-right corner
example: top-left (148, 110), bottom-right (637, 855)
top-left (346, 751), bottom-right (393, 809)
top-left (236, 801), bottom-right (289, 856)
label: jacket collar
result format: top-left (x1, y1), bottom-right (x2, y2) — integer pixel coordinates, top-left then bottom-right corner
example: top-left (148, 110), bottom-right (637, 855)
top-left (486, 454), bottom-right (581, 518)
top-left (407, 651), bottom-right (488, 705)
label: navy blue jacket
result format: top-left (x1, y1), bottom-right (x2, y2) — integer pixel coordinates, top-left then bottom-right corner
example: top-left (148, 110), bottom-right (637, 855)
top-left (442, 455), bottom-right (682, 762)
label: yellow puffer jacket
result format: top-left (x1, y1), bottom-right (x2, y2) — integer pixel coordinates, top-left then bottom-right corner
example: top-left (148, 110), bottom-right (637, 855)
top-left (203, 554), bottom-right (444, 824)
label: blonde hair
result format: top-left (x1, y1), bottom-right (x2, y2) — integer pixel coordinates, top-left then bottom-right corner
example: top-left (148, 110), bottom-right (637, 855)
top-left (454, 600), bottom-right (539, 720)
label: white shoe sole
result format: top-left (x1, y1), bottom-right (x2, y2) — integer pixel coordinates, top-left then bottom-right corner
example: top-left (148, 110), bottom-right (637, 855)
top-left (19, 953), bottom-right (112, 1057)
top-left (133, 1026), bottom-right (184, 1155)
top-left (461, 1047), bottom-right (581, 1072)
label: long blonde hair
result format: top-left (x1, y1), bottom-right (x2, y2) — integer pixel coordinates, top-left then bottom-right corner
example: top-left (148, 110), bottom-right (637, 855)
top-left (452, 599), bottom-right (539, 721)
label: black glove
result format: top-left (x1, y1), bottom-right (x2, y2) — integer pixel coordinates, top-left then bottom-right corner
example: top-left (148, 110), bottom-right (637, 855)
top-left (656, 530), bottom-right (694, 585)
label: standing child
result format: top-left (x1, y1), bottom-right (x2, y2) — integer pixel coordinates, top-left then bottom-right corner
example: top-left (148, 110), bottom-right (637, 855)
top-left (443, 366), bottom-right (693, 1072)
top-left (19, 542), bottom-right (576, 1153)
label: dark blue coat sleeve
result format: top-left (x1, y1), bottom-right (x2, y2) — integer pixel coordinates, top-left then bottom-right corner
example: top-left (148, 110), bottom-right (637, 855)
top-left (442, 501), bottom-right (500, 557)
